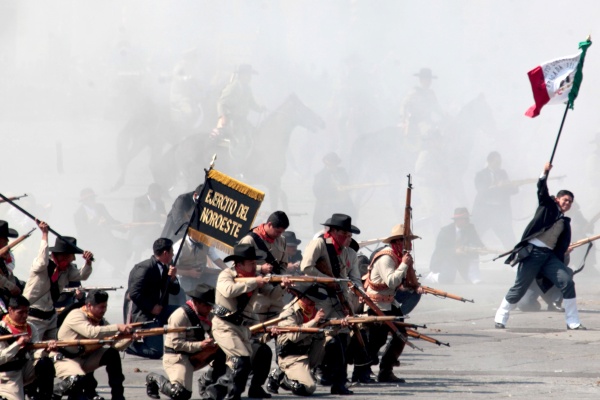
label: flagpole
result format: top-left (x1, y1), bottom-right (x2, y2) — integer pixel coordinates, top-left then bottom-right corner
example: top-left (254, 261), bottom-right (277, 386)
top-left (548, 102), bottom-right (570, 166)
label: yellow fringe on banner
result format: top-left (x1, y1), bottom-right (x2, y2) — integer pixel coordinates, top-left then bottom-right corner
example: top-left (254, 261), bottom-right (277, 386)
top-left (208, 169), bottom-right (265, 201)
top-left (188, 228), bottom-right (233, 254)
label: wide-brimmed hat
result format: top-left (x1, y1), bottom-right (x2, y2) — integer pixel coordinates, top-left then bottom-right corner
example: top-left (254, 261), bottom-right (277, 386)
top-left (382, 224), bottom-right (420, 244)
top-left (282, 231), bottom-right (301, 246)
top-left (321, 213), bottom-right (360, 234)
top-left (452, 207), bottom-right (470, 219)
top-left (236, 63), bottom-right (258, 75)
top-left (322, 152), bottom-right (342, 167)
top-left (0, 221), bottom-right (18, 239)
top-left (223, 243), bottom-right (267, 263)
top-left (187, 284), bottom-right (215, 304)
top-left (289, 283), bottom-right (328, 303)
top-left (49, 236), bottom-right (83, 254)
top-left (79, 188), bottom-right (96, 202)
top-left (414, 67), bottom-right (437, 79)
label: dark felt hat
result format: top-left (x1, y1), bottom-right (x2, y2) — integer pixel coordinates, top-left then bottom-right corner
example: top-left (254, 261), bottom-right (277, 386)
top-left (0, 221), bottom-right (18, 238)
top-left (282, 231), bottom-right (301, 246)
top-left (452, 207), bottom-right (470, 219)
top-left (187, 283), bottom-right (215, 304)
top-left (289, 283), bottom-right (328, 302)
top-left (236, 64), bottom-right (258, 75)
top-left (414, 67), bottom-right (437, 79)
top-left (321, 213), bottom-right (360, 234)
top-left (49, 236), bottom-right (83, 254)
top-left (223, 243), bottom-right (267, 263)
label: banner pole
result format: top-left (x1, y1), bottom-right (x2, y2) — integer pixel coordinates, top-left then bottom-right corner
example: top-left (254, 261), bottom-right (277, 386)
top-left (547, 102), bottom-right (570, 168)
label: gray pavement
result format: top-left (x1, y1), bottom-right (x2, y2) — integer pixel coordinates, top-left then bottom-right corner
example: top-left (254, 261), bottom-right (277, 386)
top-left (93, 266), bottom-right (600, 399)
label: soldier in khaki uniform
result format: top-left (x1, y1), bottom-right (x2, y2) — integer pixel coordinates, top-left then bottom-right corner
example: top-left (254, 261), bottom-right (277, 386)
top-left (238, 211), bottom-right (289, 322)
top-left (146, 284), bottom-right (225, 400)
top-left (0, 295), bottom-right (55, 400)
top-left (23, 221), bottom-right (93, 340)
top-left (53, 290), bottom-right (134, 400)
top-left (212, 244), bottom-right (274, 399)
top-left (360, 224), bottom-right (419, 383)
top-left (267, 284), bottom-right (327, 396)
top-left (300, 213), bottom-right (361, 395)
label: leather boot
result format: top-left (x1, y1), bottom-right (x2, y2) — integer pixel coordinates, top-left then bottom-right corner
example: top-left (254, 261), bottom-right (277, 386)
top-left (53, 375), bottom-right (84, 400)
top-left (283, 376), bottom-right (312, 397)
top-left (146, 373), bottom-right (161, 399)
top-left (224, 356), bottom-right (251, 400)
top-left (266, 368), bottom-right (283, 394)
top-left (378, 336), bottom-right (406, 383)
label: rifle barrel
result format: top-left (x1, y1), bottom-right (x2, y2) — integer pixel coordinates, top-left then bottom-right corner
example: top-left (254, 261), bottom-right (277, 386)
top-left (421, 285), bottom-right (474, 303)
top-left (406, 329), bottom-right (450, 347)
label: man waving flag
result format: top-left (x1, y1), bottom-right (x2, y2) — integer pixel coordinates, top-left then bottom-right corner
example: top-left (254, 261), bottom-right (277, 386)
top-left (525, 37), bottom-right (592, 118)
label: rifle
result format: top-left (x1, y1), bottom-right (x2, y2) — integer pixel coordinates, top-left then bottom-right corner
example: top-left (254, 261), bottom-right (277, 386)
top-left (348, 282), bottom-right (421, 352)
top-left (235, 275), bottom-right (350, 285)
top-left (27, 338), bottom-right (117, 350)
top-left (394, 321), bottom-right (427, 329)
top-left (128, 326), bottom-right (203, 338)
top-left (313, 257), bottom-right (372, 365)
top-left (0, 228), bottom-right (36, 258)
top-left (249, 316), bottom-right (286, 334)
top-left (420, 285), bottom-right (474, 303)
top-left (0, 194), bottom-right (28, 204)
top-left (0, 193), bottom-right (92, 259)
top-left (0, 332), bottom-right (28, 341)
top-left (264, 326), bottom-right (327, 334)
top-left (403, 174), bottom-right (420, 290)
top-left (569, 233), bottom-right (600, 250)
top-left (357, 237), bottom-right (386, 248)
top-left (61, 286), bottom-right (124, 293)
top-left (321, 316), bottom-right (405, 326)
top-left (406, 328), bottom-right (450, 347)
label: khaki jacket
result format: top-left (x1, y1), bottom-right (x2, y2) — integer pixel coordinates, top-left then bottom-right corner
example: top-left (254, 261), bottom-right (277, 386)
top-left (164, 306), bottom-right (211, 354)
top-left (366, 248), bottom-right (408, 311)
top-left (57, 308), bottom-right (120, 354)
top-left (23, 240), bottom-right (92, 312)
top-left (276, 302), bottom-right (320, 350)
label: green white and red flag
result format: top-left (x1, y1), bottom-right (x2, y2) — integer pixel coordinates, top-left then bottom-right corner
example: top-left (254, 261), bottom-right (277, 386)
top-left (525, 38), bottom-right (592, 118)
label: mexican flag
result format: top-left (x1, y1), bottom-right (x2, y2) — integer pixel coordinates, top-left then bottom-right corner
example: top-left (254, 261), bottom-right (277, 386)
top-left (525, 38), bottom-right (592, 118)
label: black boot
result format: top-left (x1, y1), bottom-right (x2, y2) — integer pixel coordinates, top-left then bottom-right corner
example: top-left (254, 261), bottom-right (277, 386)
top-left (266, 368), bottom-right (283, 394)
top-left (100, 348), bottom-right (125, 400)
top-left (282, 376), bottom-right (312, 397)
top-left (224, 356), bottom-right (252, 400)
top-left (33, 356), bottom-right (55, 399)
top-left (53, 375), bottom-right (84, 400)
top-left (146, 373), bottom-right (161, 399)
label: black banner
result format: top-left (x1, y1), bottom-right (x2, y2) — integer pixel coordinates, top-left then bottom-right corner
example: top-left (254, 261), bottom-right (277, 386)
top-left (188, 169), bottom-right (264, 253)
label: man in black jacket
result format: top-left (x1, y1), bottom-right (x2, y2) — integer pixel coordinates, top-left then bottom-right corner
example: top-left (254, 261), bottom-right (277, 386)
top-left (125, 238), bottom-right (181, 358)
top-left (494, 163), bottom-right (585, 330)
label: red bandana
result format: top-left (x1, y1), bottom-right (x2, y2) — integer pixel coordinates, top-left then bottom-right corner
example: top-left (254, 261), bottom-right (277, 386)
top-left (323, 232), bottom-right (342, 255)
top-left (391, 242), bottom-right (404, 261)
top-left (235, 267), bottom-right (256, 297)
top-left (186, 300), bottom-right (212, 327)
top-left (50, 260), bottom-right (70, 283)
top-left (2, 314), bottom-right (32, 335)
top-left (254, 224), bottom-right (275, 244)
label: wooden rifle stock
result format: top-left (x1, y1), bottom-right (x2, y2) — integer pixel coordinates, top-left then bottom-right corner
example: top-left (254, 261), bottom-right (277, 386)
top-left (321, 316), bottom-right (404, 326)
top-left (569, 233), bottom-right (600, 250)
top-left (266, 326), bottom-right (325, 334)
top-left (403, 175), bottom-right (420, 289)
top-left (62, 286), bottom-right (124, 293)
top-left (420, 285), bottom-right (474, 303)
top-left (348, 282), bottom-right (421, 352)
top-left (0, 228), bottom-right (35, 258)
top-left (27, 338), bottom-right (116, 350)
top-left (249, 316), bottom-right (286, 334)
top-left (0, 332), bottom-right (28, 341)
top-left (235, 274), bottom-right (349, 285)
top-left (189, 345), bottom-right (220, 371)
top-left (406, 328), bottom-right (450, 347)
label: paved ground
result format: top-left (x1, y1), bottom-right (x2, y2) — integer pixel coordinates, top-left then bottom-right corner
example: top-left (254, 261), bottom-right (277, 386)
top-left (92, 266), bottom-right (600, 399)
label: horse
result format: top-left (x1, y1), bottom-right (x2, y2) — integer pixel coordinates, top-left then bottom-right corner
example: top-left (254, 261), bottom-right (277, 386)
top-left (347, 93), bottom-right (496, 224)
top-left (152, 94), bottom-right (325, 209)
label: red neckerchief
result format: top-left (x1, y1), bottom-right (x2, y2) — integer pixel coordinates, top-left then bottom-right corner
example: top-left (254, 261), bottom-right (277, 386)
top-left (323, 231), bottom-right (342, 255)
top-left (391, 242), bottom-right (404, 261)
top-left (81, 306), bottom-right (102, 326)
top-left (2, 314), bottom-right (32, 335)
top-left (298, 301), bottom-right (315, 323)
top-left (51, 260), bottom-right (70, 283)
top-left (235, 267), bottom-right (255, 297)
top-left (254, 224), bottom-right (275, 244)
top-left (186, 300), bottom-right (212, 327)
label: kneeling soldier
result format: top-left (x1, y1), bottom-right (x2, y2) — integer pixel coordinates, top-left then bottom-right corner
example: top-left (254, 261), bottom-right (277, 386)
top-left (146, 284), bottom-right (225, 400)
top-left (0, 295), bottom-right (55, 400)
top-left (268, 284), bottom-right (326, 396)
top-left (53, 290), bottom-right (134, 400)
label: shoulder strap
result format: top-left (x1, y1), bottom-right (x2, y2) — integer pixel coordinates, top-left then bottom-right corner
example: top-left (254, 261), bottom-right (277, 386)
top-left (248, 232), bottom-right (281, 273)
top-left (321, 237), bottom-right (341, 278)
top-left (182, 303), bottom-right (206, 340)
top-left (364, 249), bottom-right (400, 290)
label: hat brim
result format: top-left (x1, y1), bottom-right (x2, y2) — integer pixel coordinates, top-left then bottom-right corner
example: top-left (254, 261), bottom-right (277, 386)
top-left (286, 239), bottom-right (301, 246)
top-left (223, 249), bottom-right (267, 263)
top-left (4, 228), bottom-right (18, 238)
top-left (49, 244), bottom-right (84, 254)
top-left (382, 234), bottom-right (420, 244)
top-left (321, 223), bottom-right (360, 235)
top-left (288, 286), bottom-right (328, 302)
